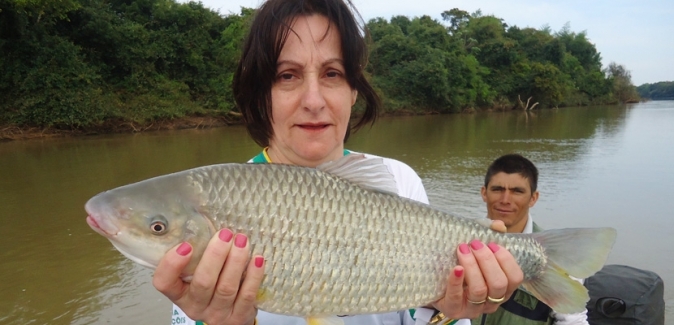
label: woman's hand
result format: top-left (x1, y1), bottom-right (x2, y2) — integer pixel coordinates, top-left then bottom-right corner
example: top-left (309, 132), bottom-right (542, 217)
top-left (432, 220), bottom-right (524, 319)
top-left (152, 229), bottom-right (265, 325)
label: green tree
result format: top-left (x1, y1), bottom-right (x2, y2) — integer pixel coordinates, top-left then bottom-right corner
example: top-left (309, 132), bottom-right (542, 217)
top-left (605, 62), bottom-right (639, 103)
top-left (637, 81), bottom-right (674, 100)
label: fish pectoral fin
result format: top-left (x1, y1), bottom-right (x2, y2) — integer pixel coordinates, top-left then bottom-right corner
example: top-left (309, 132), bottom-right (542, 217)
top-left (316, 154), bottom-right (398, 196)
top-left (306, 316), bottom-right (345, 325)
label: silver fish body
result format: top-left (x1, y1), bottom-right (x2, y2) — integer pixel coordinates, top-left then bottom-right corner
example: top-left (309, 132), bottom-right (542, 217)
top-left (85, 154), bottom-right (616, 316)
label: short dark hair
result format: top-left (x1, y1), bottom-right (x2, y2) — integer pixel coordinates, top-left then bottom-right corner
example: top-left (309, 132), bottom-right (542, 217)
top-left (484, 154), bottom-right (539, 193)
top-left (232, 0), bottom-right (380, 147)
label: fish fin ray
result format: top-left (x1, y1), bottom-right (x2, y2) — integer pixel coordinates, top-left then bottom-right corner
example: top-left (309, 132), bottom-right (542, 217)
top-left (523, 227), bottom-right (616, 313)
top-left (306, 316), bottom-right (345, 325)
top-left (316, 154), bottom-right (398, 195)
top-left (531, 227), bottom-right (616, 278)
top-left (256, 288), bottom-right (271, 303)
top-left (522, 260), bottom-right (589, 314)
top-left (472, 218), bottom-right (494, 229)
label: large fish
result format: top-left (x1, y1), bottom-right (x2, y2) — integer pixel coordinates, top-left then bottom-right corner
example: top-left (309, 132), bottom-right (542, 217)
top-left (85, 154), bottom-right (616, 323)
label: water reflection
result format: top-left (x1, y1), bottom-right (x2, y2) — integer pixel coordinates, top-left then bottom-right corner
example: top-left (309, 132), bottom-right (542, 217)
top-left (1, 102), bottom-right (672, 323)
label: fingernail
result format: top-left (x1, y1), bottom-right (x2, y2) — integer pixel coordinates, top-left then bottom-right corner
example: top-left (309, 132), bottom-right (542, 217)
top-left (219, 229), bottom-right (233, 242)
top-left (488, 242), bottom-right (500, 252)
top-left (459, 243), bottom-right (471, 254)
top-left (255, 256), bottom-right (264, 268)
top-left (470, 240), bottom-right (484, 250)
top-left (176, 242), bottom-right (192, 256)
top-left (454, 268), bottom-right (464, 277)
top-left (234, 234), bottom-right (247, 248)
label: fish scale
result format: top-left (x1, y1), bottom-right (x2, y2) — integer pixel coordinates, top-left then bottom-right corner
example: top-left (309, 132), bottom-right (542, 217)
top-left (85, 154), bottom-right (616, 317)
top-left (184, 163), bottom-right (529, 316)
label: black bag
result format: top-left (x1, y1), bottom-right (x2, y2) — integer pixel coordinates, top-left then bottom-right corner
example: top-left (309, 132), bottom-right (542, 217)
top-left (584, 264), bottom-right (665, 325)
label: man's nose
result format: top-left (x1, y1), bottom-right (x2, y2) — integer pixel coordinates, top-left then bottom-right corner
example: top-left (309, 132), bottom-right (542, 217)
top-left (499, 191), bottom-right (511, 203)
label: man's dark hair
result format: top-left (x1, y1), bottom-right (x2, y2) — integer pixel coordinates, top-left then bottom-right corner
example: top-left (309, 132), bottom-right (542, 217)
top-left (484, 154), bottom-right (539, 193)
top-left (232, 0), bottom-right (380, 147)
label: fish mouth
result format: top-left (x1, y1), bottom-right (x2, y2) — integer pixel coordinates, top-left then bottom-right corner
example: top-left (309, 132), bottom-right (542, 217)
top-left (86, 215), bottom-right (119, 237)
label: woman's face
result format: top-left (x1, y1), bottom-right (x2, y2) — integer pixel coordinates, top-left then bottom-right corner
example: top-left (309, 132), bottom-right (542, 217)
top-left (268, 14), bottom-right (357, 167)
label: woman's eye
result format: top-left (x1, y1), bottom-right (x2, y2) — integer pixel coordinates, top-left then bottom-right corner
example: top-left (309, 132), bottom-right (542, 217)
top-left (278, 73), bottom-right (294, 80)
top-left (326, 71), bottom-right (341, 78)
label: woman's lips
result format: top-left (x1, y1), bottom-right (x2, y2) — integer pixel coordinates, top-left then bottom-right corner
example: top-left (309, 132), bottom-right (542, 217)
top-left (297, 123), bottom-right (330, 130)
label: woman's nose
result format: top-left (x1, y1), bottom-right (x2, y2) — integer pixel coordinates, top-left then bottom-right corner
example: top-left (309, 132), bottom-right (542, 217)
top-left (301, 75), bottom-right (326, 111)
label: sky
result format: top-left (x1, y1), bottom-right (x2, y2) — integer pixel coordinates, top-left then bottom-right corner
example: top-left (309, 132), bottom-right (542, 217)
top-left (184, 0), bottom-right (673, 85)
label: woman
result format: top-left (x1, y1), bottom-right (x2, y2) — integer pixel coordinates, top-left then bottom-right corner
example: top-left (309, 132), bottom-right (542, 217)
top-left (153, 1), bottom-right (524, 324)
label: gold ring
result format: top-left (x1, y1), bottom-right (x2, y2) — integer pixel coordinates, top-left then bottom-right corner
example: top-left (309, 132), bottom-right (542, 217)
top-left (487, 295), bottom-right (506, 303)
top-left (467, 298), bottom-right (486, 305)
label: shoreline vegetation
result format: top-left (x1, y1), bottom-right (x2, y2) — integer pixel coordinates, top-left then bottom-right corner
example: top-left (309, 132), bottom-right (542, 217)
top-left (0, 110), bottom-right (436, 141)
top-left (1, 0), bottom-right (648, 141)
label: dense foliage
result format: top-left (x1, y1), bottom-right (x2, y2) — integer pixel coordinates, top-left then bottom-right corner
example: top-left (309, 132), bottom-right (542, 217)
top-left (637, 81), bottom-right (674, 100)
top-left (0, 1), bottom-right (640, 129)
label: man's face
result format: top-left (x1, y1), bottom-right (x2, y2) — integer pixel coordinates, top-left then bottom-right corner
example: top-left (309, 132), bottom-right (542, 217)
top-left (481, 172), bottom-right (539, 233)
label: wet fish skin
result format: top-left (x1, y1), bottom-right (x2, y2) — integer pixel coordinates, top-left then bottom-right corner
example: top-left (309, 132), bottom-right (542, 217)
top-left (85, 154), bottom-right (616, 317)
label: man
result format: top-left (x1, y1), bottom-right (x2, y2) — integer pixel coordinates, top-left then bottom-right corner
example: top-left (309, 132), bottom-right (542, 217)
top-left (474, 154), bottom-right (589, 325)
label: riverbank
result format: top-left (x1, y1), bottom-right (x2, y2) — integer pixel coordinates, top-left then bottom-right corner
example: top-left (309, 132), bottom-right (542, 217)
top-left (0, 116), bottom-right (237, 141)
top-left (0, 109), bottom-right (437, 142)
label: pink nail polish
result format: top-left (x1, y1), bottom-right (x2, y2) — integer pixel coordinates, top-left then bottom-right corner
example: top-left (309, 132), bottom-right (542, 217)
top-left (459, 243), bottom-right (471, 254)
top-left (234, 234), bottom-right (247, 248)
top-left (219, 229), bottom-right (233, 242)
top-left (454, 268), bottom-right (464, 277)
top-left (488, 242), bottom-right (500, 252)
top-left (255, 256), bottom-right (264, 268)
top-left (470, 240), bottom-right (484, 250)
top-left (176, 242), bottom-right (192, 256)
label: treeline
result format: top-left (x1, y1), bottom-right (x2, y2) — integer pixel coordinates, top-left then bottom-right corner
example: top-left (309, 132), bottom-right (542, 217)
top-left (366, 10), bottom-right (639, 112)
top-left (0, 0), bottom-right (639, 130)
top-left (637, 81), bottom-right (674, 100)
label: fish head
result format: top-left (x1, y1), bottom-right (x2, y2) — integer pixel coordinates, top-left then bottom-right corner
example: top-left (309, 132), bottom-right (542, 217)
top-left (85, 180), bottom-right (215, 276)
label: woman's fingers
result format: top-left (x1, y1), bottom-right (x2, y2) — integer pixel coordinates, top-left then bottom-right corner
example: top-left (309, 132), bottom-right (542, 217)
top-left (469, 240), bottom-right (508, 313)
top-left (432, 265), bottom-right (466, 319)
top-left (232, 255), bottom-right (266, 319)
top-left (488, 242), bottom-right (524, 296)
top-left (186, 229), bottom-right (236, 310)
top-left (153, 242), bottom-right (193, 302)
top-left (210, 233), bottom-right (252, 307)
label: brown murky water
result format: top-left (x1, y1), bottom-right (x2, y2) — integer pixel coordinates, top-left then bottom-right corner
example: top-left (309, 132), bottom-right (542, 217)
top-left (1, 101), bottom-right (671, 324)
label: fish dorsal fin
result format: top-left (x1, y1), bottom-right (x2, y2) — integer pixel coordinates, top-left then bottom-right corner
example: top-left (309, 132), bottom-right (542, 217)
top-left (316, 153), bottom-right (398, 196)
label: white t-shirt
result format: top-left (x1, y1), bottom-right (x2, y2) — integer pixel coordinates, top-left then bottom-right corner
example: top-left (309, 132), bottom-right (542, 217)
top-left (171, 153), bottom-right (469, 325)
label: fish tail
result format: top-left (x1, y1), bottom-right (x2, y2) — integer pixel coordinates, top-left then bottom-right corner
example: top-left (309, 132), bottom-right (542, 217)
top-left (522, 227), bottom-right (617, 314)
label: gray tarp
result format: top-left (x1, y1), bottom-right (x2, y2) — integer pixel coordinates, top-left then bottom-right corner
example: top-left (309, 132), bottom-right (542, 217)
top-left (585, 264), bottom-right (664, 325)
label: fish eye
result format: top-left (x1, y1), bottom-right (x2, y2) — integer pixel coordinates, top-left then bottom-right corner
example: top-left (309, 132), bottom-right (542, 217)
top-left (149, 215), bottom-right (169, 235)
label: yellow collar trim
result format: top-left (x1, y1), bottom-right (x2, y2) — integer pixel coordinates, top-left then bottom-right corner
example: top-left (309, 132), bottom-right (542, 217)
top-left (262, 147), bottom-right (272, 163)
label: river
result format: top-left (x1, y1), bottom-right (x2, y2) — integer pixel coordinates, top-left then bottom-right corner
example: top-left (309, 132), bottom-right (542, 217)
top-left (1, 101), bottom-right (671, 323)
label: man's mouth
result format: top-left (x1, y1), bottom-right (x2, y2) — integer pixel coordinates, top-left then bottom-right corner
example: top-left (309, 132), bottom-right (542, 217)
top-left (495, 208), bottom-right (515, 214)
